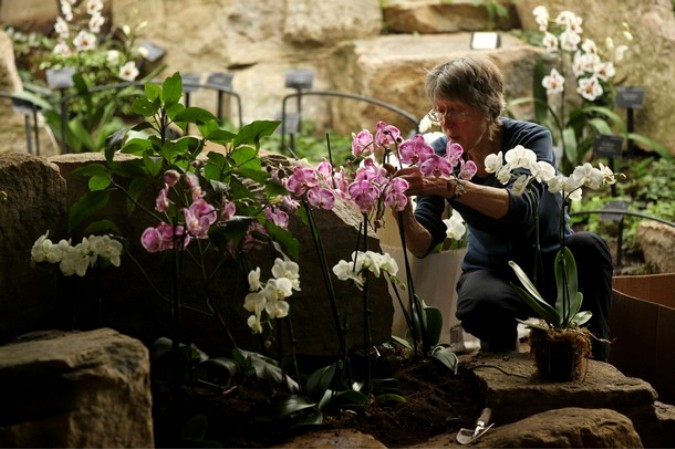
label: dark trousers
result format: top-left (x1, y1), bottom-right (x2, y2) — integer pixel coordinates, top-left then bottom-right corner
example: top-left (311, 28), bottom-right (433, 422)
top-left (455, 232), bottom-right (613, 360)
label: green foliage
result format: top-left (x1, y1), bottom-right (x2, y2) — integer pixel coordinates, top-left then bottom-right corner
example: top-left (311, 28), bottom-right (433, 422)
top-left (509, 247), bottom-right (591, 331)
top-left (571, 156), bottom-right (675, 273)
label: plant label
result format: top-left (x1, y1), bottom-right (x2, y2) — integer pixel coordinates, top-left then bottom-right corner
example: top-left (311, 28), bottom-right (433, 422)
top-left (46, 67), bottom-right (76, 90)
top-left (206, 72), bottom-right (234, 91)
top-left (182, 73), bottom-right (201, 93)
top-left (594, 134), bottom-right (624, 157)
top-left (615, 86), bottom-right (646, 109)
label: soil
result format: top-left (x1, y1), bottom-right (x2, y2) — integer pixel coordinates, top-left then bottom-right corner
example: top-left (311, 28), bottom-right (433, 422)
top-left (151, 347), bottom-right (485, 448)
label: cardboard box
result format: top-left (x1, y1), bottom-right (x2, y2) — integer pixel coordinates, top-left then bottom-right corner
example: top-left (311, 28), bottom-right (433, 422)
top-left (610, 273), bottom-right (675, 405)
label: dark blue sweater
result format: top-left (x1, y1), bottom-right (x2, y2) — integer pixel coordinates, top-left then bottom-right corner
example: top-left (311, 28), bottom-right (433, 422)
top-left (414, 118), bottom-right (571, 273)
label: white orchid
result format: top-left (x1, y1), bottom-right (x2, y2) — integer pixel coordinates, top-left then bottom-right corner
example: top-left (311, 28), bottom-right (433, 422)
top-left (243, 258), bottom-right (301, 333)
top-left (542, 68), bottom-right (565, 95)
top-left (31, 232), bottom-right (123, 277)
top-left (332, 250), bottom-right (399, 292)
top-left (442, 209), bottom-right (466, 242)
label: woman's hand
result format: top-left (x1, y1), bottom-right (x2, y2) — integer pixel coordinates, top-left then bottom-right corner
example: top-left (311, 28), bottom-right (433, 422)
top-left (395, 166), bottom-right (460, 198)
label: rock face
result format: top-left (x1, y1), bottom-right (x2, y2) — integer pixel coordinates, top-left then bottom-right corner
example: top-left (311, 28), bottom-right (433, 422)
top-left (383, 0), bottom-right (521, 33)
top-left (636, 220), bottom-right (675, 273)
top-left (0, 154), bottom-right (67, 343)
top-left (0, 328), bottom-right (153, 448)
top-left (470, 407), bottom-right (643, 449)
top-left (1, 0), bottom-right (673, 155)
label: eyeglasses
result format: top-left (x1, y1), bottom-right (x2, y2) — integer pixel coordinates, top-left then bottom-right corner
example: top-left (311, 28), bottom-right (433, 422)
top-left (426, 108), bottom-right (470, 124)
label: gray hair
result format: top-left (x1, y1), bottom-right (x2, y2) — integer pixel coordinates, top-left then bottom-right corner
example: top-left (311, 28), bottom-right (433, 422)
top-left (425, 55), bottom-right (506, 122)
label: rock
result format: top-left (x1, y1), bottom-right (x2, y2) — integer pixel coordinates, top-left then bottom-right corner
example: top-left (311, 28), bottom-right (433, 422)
top-left (636, 220), bottom-right (675, 273)
top-left (0, 0), bottom-right (60, 34)
top-left (0, 154), bottom-right (67, 343)
top-left (274, 429), bottom-right (387, 449)
top-left (383, 0), bottom-right (520, 34)
top-left (475, 407), bottom-right (642, 448)
top-left (0, 328), bottom-right (153, 448)
top-left (328, 32), bottom-right (551, 135)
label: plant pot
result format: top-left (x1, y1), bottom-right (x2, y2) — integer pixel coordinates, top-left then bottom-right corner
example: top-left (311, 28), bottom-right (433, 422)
top-left (529, 327), bottom-right (592, 382)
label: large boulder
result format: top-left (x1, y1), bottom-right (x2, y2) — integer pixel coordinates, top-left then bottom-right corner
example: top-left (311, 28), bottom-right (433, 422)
top-left (383, 0), bottom-right (520, 33)
top-left (636, 220), bottom-right (675, 273)
top-left (110, 0), bottom-right (384, 126)
top-left (327, 32), bottom-right (550, 135)
top-left (0, 154), bottom-right (67, 343)
top-left (0, 328), bottom-right (153, 448)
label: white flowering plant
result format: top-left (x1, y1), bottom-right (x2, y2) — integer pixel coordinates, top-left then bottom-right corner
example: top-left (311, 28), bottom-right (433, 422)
top-left (18, 0), bottom-right (164, 153)
top-left (31, 231), bottom-right (123, 277)
top-left (508, 6), bottom-right (665, 173)
top-left (485, 144), bottom-right (617, 332)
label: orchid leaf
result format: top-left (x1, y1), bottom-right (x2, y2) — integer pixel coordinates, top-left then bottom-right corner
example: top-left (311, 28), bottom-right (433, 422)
top-left (428, 346), bottom-right (458, 374)
top-left (508, 260), bottom-right (547, 304)
top-left (305, 363), bottom-right (336, 403)
top-left (512, 284), bottom-right (561, 326)
top-left (554, 247), bottom-right (579, 312)
top-left (572, 310), bottom-right (592, 327)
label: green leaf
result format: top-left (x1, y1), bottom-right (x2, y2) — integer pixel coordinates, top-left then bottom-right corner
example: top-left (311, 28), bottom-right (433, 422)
top-left (242, 350), bottom-right (300, 393)
top-left (375, 393), bottom-right (407, 406)
top-left (512, 283), bottom-right (561, 326)
top-left (423, 304), bottom-right (443, 347)
top-left (120, 138), bottom-right (154, 156)
top-left (305, 363), bottom-right (336, 403)
top-left (323, 390), bottom-right (368, 413)
top-left (554, 247), bottom-right (579, 319)
top-left (562, 127), bottom-right (578, 167)
top-left (266, 223), bottom-right (300, 262)
top-left (253, 395), bottom-right (317, 422)
top-left (571, 309), bottom-right (592, 327)
top-left (130, 96), bottom-right (159, 117)
top-left (88, 175), bottom-right (111, 191)
top-left (233, 120), bottom-right (281, 148)
top-left (199, 357), bottom-right (238, 381)
top-left (145, 83), bottom-right (162, 102)
top-left (161, 72), bottom-right (183, 107)
top-left (173, 107), bottom-right (217, 125)
top-left (68, 190), bottom-right (110, 232)
top-left (508, 260), bottom-right (547, 304)
top-left (82, 219), bottom-right (121, 236)
top-left (71, 163), bottom-right (110, 178)
top-left (126, 177), bottom-right (153, 215)
top-left (428, 346), bottom-right (459, 374)
top-left (143, 154), bottom-right (164, 177)
top-left (626, 132), bottom-right (671, 158)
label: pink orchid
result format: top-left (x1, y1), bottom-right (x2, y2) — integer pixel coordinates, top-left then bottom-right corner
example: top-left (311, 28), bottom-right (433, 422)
top-left (163, 169), bottom-right (181, 187)
top-left (352, 129), bottom-right (373, 158)
top-left (375, 121), bottom-right (401, 149)
top-left (285, 166), bottom-right (318, 196)
top-left (184, 198), bottom-right (217, 239)
top-left (419, 154), bottom-right (453, 177)
top-left (306, 187), bottom-right (336, 210)
top-left (265, 206), bottom-right (290, 229)
top-left (156, 184), bottom-right (170, 212)
top-left (458, 159), bottom-right (478, 180)
top-left (220, 199), bottom-right (236, 222)
top-left (347, 179), bottom-right (381, 212)
top-left (445, 142), bottom-right (464, 166)
top-left (398, 134), bottom-right (434, 165)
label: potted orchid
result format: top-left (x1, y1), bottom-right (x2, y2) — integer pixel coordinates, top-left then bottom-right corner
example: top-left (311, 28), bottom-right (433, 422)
top-left (485, 144), bottom-right (617, 381)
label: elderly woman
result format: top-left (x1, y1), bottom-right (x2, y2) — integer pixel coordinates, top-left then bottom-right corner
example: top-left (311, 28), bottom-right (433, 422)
top-left (396, 55), bottom-right (613, 360)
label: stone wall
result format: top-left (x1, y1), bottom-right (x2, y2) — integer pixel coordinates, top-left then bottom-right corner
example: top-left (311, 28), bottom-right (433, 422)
top-left (1, 0), bottom-right (673, 155)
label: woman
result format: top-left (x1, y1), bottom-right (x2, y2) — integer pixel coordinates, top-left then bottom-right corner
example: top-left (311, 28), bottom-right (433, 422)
top-left (395, 55), bottom-right (613, 360)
